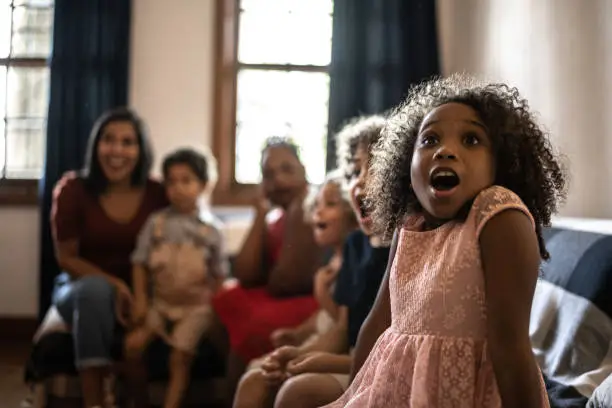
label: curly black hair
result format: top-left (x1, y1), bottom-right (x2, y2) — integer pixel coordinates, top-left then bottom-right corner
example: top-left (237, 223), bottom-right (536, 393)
top-left (367, 74), bottom-right (567, 259)
top-left (335, 115), bottom-right (387, 181)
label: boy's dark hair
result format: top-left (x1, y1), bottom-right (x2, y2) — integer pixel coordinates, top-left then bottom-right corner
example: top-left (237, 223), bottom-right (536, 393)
top-left (260, 136), bottom-right (301, 167)
top-left (162, 147), bottom-right (214, 183)
top-left (81, 107), bottom-right (153, 195)
top-left (335, 115), bottom-right (387, 181)
top-left (368, 74), bottom-right (567, 260)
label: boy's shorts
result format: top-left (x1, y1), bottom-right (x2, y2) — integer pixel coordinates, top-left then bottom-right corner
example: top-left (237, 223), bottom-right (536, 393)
top-left (147, 304), bottom-right (214, 353)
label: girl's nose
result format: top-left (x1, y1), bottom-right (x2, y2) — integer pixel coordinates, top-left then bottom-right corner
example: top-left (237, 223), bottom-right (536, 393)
top-left (434, 145), bottom-right (457, 160)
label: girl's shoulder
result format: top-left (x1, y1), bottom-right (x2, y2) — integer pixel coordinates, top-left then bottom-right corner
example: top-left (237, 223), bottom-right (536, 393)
top-left (469, 185), bottom-right (535, 237)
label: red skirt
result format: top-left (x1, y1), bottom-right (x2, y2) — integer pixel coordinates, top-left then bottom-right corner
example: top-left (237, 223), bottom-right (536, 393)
top-left (212, 282), bottom-right (318, 362)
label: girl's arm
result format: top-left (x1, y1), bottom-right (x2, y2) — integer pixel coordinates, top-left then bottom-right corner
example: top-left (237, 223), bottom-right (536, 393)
top-left (300, 306), bottom-right (349, 355)
top-left (232, 205), bottom-right (268, 287)
top-left (314, 266), bottom-right (341, 320)
top-left (480, 210), bottom-right (545, 408)
top-left (349, 230), bottom-right (398, 381)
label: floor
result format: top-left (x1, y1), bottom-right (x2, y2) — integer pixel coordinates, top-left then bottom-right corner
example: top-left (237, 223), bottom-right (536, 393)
top-left (0, 340), bottom-right (31, 408)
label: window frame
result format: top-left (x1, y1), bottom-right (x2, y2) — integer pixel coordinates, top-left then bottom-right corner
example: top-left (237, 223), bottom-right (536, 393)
top-left (0, 56), bottom-right (47, 206)
top-left (0, 1), bottom-right (53, 206)
top-left (211, 0), bottom-right (331, 206)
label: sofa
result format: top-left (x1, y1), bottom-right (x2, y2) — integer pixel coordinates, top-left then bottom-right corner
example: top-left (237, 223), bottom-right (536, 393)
top-left (536, 218), bottom-right (612, 408)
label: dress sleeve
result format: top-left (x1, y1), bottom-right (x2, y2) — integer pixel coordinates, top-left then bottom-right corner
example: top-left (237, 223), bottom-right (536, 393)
top-left (50, 173), bottom-right (84, 242)
top-left (472, 185), bottom-right (535, 239)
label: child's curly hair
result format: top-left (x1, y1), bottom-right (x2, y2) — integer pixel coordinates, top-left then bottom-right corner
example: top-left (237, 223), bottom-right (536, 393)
top-left (335, 115), bottom-right (387, 181)
top-left (303, 169), bottom-right (357, 228)
top-left (367, 74), bottom-right (567, 259)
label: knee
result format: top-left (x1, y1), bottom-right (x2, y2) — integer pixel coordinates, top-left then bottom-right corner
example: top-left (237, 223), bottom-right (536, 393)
top-left (124, 332), bottom-right (146, 361)
top-left (236, 369), bottom-right (267, 396)
top-left (73, 275), bottom-right (115, 306)
top-left (274, 375), bottom-right (316, 408)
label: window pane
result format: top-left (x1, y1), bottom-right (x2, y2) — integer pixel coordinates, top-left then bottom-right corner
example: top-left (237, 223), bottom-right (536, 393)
top-left (238, 0), bottom-right (333, 65)
top-left (0, 66), bottom-right (6, 115)
top-left (5, 118), bottom-right (44, 178)
top-left (0, 3), bottom-right (10, 58)
top-left (235, 69), bottom-right (329, 185)
top-left (6, 66), bottom-right (50, 117)
top-left (11, 4), bottom-right (53, 58)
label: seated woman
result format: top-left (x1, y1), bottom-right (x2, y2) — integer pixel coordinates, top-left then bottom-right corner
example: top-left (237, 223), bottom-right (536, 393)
top-left (36, 107), bottom-right (168, 408)
top-left (246, 171), bottom-right (358, 371)
top-left (212, 137), bottom-right (324, 394)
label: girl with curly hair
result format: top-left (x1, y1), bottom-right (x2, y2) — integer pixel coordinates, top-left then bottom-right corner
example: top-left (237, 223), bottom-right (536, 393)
top-left (323, 74), bottom-right (567, 408)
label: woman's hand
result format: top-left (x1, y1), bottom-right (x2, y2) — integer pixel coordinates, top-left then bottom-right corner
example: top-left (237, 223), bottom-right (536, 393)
top-left (131, 297), bottom-right (148, 327)
top-left (254, 186), bottom-right (272, 215)
top-left (112, 279), bottom-right (133, 327)
top-left (285, 351), bottom-right (338, 376)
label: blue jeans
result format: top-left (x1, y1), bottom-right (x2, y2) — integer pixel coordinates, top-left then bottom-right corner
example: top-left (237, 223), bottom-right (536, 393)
top-left (53, 273), bottom-right (119, 369)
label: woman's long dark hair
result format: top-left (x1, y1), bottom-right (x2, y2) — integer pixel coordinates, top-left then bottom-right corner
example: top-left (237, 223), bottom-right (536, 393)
top-left (81, 107), bottom-right (154, 195)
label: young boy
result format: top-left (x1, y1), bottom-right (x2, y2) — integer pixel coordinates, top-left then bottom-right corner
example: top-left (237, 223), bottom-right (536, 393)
top-left (124, 147), bottom-right (227, 408)
top-left (232, 115), bottom-right (391, 408)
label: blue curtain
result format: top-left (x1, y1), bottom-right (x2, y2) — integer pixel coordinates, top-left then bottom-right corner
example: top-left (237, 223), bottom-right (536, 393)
top-left (38, 0), bottom-right (131, 319)
top-left (326, 0), bottom-right (440, 169)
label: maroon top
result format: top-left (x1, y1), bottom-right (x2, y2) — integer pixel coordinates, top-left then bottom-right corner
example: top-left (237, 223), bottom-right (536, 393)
top-left (51, 172), bottom-right (169, 284)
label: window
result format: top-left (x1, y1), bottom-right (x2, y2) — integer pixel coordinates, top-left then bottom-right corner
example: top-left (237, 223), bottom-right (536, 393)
top-left (0, 0), bottom-right (53, 204)
top-left (213, 0), bottom-right (333, 205)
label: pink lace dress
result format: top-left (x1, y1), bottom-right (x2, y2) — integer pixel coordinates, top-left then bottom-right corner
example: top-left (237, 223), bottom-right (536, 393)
top-left (323, 186), bottom-right (549, 408)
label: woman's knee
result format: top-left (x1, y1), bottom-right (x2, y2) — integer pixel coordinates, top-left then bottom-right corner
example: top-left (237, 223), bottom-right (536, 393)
top-left (73, 275), bottom-right (115, 306)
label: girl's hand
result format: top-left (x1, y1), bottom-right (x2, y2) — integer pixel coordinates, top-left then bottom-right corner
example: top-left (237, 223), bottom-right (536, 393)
top-left (261, 346), bottom-right (301, 386)
top-left (286, 351), bottom-right (335, 376)
top-left (315, 265), bottom-right (339, 289)
top-left (112, 279), bottom-right (133, 327)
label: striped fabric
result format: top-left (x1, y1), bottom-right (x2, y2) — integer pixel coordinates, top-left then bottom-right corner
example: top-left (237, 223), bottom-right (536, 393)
top-left (532, 227), bottom-right (612, 407)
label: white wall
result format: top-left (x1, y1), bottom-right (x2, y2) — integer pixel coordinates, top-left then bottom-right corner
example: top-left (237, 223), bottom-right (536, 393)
top-left (437, 0), bottom-right (612, 218)
top-left (129, 0), bottom-right (216, 177)
top-left (0, 0), bottom-right (217, 317)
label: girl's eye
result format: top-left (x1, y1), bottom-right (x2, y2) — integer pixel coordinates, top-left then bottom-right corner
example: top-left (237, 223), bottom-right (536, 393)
top-left (464, 133), bottom-right (480, 146)
top-left (421, 134), bottom-right (438, 146)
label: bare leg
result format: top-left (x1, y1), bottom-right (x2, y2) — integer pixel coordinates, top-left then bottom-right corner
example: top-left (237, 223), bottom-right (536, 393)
top-left (274, 373), bottom-right (345, 408)
top-left (124, 327), bottom-right (157, 408)
top-left (80, 367), bottom-right (109, 407)
top-left (226, 350), bottom-right (247, 404)
top-left (164, 349), bottom-right (193, 408)
top-left (233, 369), bottom-right (277, 408)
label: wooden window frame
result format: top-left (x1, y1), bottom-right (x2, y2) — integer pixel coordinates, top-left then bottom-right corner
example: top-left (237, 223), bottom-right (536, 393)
top-left (211, 0), bottom-right (330, 206)
top-left (0, 58), bottom-right (46, 206)
top-left (0, 2), bottom-right (53, 206)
